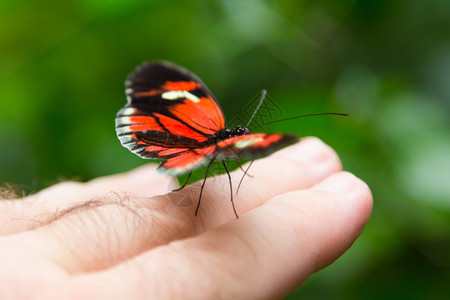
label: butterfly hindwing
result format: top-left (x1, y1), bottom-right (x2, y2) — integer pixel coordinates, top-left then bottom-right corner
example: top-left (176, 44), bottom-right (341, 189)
top-left (156, 133), bottom-right (299, 176)
top-left (157, 145), bottom-right (217, 176)
top-left (214, 133), bottom-right (299, 160)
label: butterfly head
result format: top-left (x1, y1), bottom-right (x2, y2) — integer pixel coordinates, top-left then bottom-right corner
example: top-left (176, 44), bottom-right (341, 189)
top-left (231, 125), bottom-right (251, 136)
top-left (209, 125), bottom-right (251, 144)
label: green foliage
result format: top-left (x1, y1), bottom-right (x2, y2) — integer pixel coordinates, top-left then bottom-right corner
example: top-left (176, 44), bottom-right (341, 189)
top-left (1, 0), bottom-right (449, 297)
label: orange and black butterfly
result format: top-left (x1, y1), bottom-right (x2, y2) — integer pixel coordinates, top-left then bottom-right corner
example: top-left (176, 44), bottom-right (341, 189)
top-left (116, 61), bottom-right (299, 217)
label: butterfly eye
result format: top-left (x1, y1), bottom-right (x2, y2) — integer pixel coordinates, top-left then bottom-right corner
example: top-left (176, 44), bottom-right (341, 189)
top-left (233, 126), bottom-right (243, 135)
top-left (235, 125), bottom-right (250, 135)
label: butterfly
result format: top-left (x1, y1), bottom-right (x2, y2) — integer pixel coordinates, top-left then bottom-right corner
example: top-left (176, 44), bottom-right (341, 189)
top-left (115, 61), bottom-right (299, 218)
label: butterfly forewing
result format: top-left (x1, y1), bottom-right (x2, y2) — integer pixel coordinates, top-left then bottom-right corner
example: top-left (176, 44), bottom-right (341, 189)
top-left (115, 61), bottom-right (226, 162)
top-left (124, 61), bottom-right (225, 133)
top-left (214, 133), bottom-right (298, 160)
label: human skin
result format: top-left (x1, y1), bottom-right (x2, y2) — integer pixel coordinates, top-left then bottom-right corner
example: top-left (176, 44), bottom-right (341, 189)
top-left (0, 137), bottom-right (372, 299)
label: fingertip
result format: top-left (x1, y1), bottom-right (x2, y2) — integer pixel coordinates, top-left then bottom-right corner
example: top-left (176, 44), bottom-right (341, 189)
top-left (313, 172), bottom-right (373, 227)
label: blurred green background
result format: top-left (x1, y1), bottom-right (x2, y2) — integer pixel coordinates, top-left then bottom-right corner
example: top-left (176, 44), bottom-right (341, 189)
top-left (1, 0), bottom-right (449, 298)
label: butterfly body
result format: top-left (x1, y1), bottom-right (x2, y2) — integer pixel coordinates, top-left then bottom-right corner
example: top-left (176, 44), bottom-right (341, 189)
top-left (116, 61), bottom-right (298, 216)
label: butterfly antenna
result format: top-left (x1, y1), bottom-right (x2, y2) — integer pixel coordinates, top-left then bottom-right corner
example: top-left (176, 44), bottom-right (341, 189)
top-left (248, 112), bottom-right (349, 130)
top-left (222, 160), bottom-right (239, 218)
top-left (195, 161), bottom-right (214, 216)
top-left (246, 89), bottom-right (267, 128)
top-left (237, 159), bottom-right (254, 195)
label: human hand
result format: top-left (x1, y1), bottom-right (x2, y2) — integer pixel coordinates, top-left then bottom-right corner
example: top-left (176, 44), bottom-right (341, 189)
top-left (0, 137), bottom-right (372, 299)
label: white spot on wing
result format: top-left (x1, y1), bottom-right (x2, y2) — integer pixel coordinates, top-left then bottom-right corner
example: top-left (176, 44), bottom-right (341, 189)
top-left (115, 116), bottom-right (131, 126)
top-left (234, 137), bottom-right (264, 149)
top-left (161, 91), bottom-right (200, 103)
top-left (119, 107), bottom-right (137, 116)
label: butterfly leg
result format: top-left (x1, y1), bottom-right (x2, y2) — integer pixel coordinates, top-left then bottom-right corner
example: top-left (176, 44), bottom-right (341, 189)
top-left (234, 159), bottom-right (254, 178)
top-left (195, 160), bottom-right (215, 216)
top-left (172, 170), bottom-right (193, 192)
top-left (236, 159), bottom-right (255, 195)
top-left (222, 160), bottom-right (239, 219)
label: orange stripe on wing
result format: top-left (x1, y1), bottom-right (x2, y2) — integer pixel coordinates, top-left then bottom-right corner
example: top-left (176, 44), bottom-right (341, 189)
top-left (161, 145), bottom-right (216, 171)
top-left (206, 95), bottom-right (226, 130)
top-left (129, 116), bottom-right (164, 132)
top-left (169, 95), bottom-right (225, 134)
top-left (194, 145), bottom-right (216, 156)
top-left (154, 113), bottom-right (208, 142)
top-left (158, 148), bottom-right (189, 156)
top-left (162, 81), bottom-right (201, 91)
top-left (246, 133), bottom-right (283, 148)
top-left (144, 145), bottom-right (166, 152)
top-left (251, 134), bottom-right (283, 148)
top-left (163, 152), bottom-right (203, 169)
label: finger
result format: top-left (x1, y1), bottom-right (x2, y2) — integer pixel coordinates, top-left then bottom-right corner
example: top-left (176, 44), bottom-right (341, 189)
top-left (29, 164), bottom-right (172, 204)
top-left (179, 137), bottom-right (343, 227)
top-left (0, 164), bottom-right (171, 235)
top-left (69, 172), bottom-right (373, 299)
top-left (3, 138), bottom-right (342, 273)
